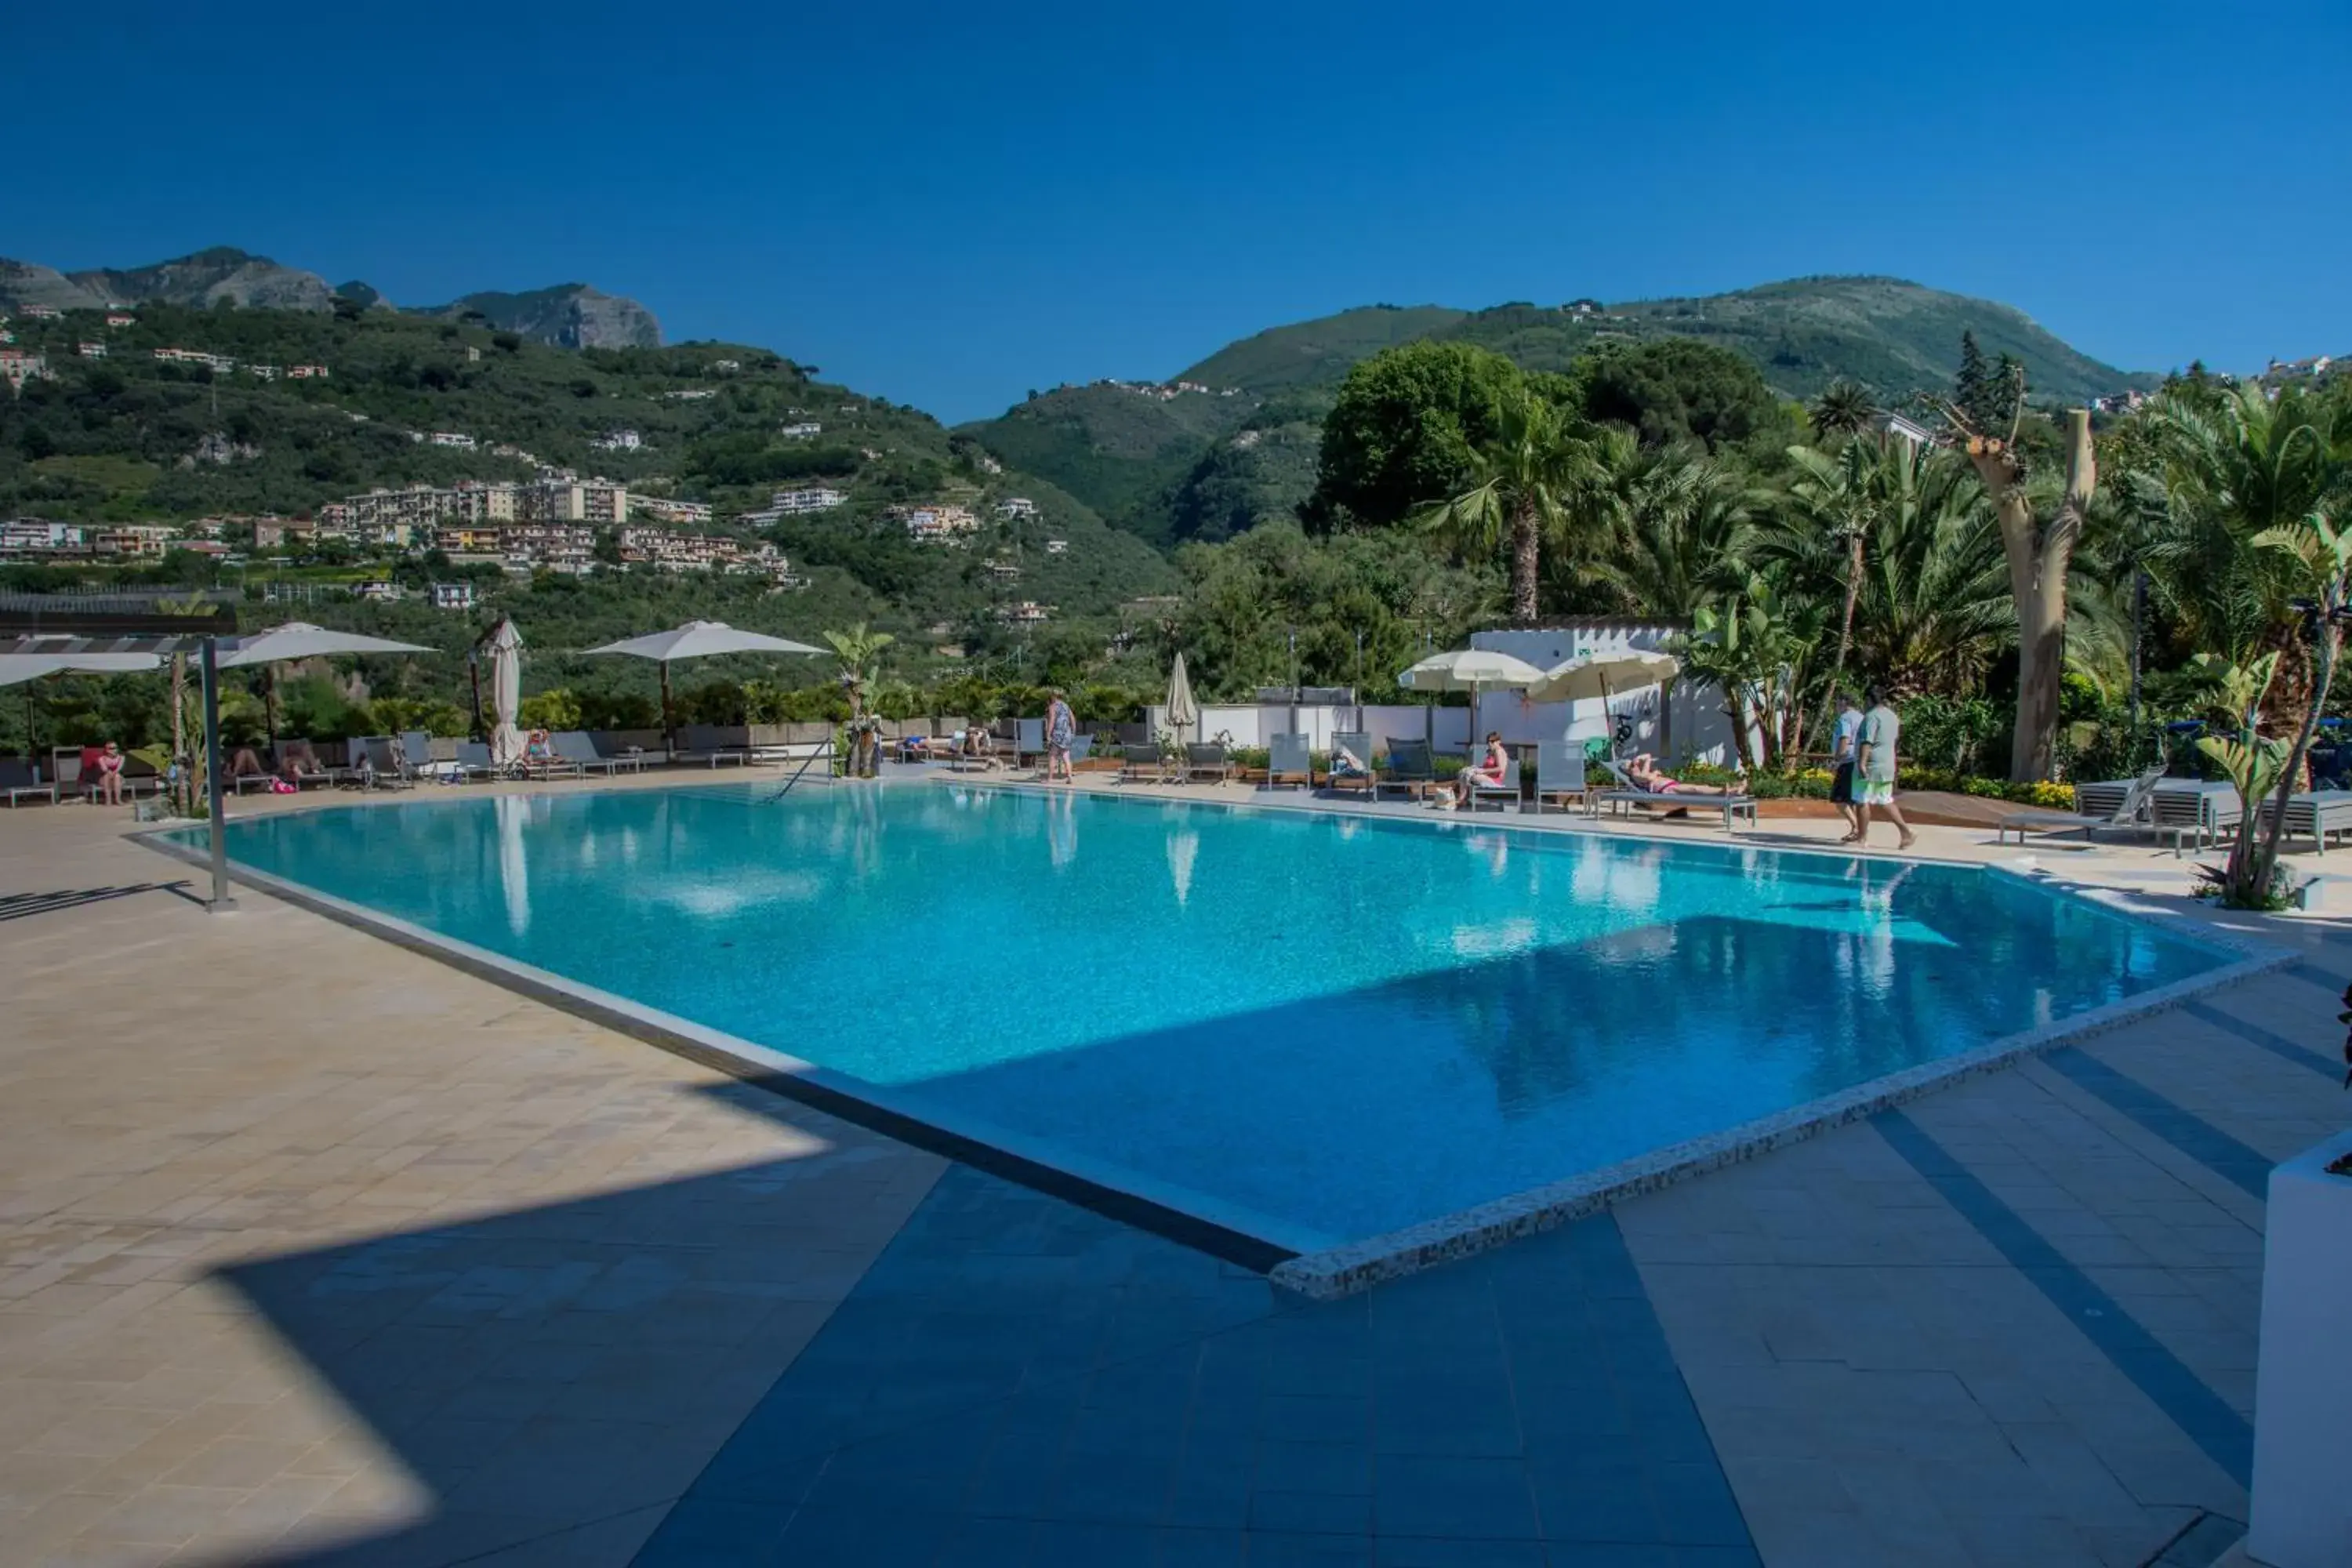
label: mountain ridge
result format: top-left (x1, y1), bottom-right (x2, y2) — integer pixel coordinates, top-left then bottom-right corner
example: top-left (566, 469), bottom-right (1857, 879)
top-left (0, 247), bottom-right (662, 350)
top-left (960, 274), bottom-right (2162, 546)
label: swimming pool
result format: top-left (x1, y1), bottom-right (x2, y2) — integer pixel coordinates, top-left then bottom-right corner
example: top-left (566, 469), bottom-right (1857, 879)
top-left (179, 784), bottom-right (2232, 1257)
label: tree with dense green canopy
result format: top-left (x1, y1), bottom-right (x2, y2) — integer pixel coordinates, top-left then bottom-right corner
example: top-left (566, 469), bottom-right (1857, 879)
top-left (1305, 342), bottom-right (1526, 528)
top-left (1566, 339), bottom-right (1780, 451)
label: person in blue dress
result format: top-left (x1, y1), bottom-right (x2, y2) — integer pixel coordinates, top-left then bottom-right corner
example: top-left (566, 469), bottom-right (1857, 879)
top-left (1044, 689), bottom-right (1077, 783)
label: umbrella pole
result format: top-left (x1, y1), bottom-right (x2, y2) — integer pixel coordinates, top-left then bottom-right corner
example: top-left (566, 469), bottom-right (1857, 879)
top-left (659, 663), bottom-right (673, 757)
top-left (201, 639), bottom-right (233, 913)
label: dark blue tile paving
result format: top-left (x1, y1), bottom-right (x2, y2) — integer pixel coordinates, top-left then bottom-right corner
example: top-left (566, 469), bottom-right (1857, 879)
top-left (630, 1164), bottom-right (1753, 1566)
top-left (1874, 1109), bottom-right (2254, 1487)
top-left (2180, 997), bottom-right (2342, 1080)
top-left (2041, 1047), bottom-right (2278, 1196)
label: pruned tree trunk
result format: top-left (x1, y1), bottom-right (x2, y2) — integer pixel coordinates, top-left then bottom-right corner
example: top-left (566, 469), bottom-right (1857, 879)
top-left (169, 654), bottom-right (187, 814)
top-left (1963, 408), bottom-right (2095, 782)
top-left (1810, 528), bottom-right (1865, 756)
top-left (2249, 615), bottom-right (2340, 901)
top-left (1509, 499), bottom-right (1540, 623)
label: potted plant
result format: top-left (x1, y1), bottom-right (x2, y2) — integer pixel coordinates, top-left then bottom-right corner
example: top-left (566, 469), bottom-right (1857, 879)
top-left (2244, 989), bottom-right (2352, 1566)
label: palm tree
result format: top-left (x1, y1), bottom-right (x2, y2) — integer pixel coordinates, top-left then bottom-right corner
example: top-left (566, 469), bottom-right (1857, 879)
top-left (1593, 451), bottom-right (1753, 756)
top-left (1419, 387), bottom-right (1598, 622)
top-left (154, 593), bottom-right (213, 815)
top-left (1776, 439), bottom-right (1885, 739)
top-left (1808, 380), bottom-right (1879, 443)
top-left (822, 624), bottom-right (895, 777)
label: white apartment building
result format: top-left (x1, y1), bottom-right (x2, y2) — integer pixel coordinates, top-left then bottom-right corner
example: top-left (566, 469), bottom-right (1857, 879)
top-left (997, 601), bottom-right (1053, 626)
top-left (994, 497), bottom-right (1038, 519)
top-left (247, 365), bottom-right (281, 381)
top-left (0, 521), bottom-right (85, 555)
top-left (427, 432), bottom-right (477, 450)
top-left (532, 478), bottom-right (628, 525)
top-left (1044, 539), bottom-right (1069, 554)
top-left (153, 347), bottom-right (236, 372)
top-left (632, 495), bottom-right (715, 526)
top-left (592, 430), bottom-right (644, 452)
top-left (501, 522), bottom-right (596, 573)
top-left (22, 304), bottom-right (62, 320)
top-left (430, 582), bottom-right (478, 611)
top-left (769, 485), bottom-right (848, 514)
top-left (105, 313), bottom-right (136, 328)
top-left (288, 364), bottom-right (330, 379)
top-left (78, 341), bottom-right (106, 359)
top-left (779, 421), bottom-right (822, 439)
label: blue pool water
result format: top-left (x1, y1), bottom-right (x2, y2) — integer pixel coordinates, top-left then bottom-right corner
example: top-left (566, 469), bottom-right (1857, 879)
top-left (190, 785), bottom-right (2228, 1248)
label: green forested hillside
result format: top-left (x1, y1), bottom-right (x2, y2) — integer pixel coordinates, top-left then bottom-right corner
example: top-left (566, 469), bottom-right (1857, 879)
top-left (959, 275), bottom-right (2156, 545)
top-left (0, 299), bottom-right (1177, 633)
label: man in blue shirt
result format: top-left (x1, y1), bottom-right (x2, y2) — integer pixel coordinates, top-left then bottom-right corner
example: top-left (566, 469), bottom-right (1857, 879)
top-left (1830, 689), bottom-right (1864, 844)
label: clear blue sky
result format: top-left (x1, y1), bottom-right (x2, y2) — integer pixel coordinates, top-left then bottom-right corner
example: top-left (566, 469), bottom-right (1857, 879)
top-left (12, 2), bottom-right (2347, 423)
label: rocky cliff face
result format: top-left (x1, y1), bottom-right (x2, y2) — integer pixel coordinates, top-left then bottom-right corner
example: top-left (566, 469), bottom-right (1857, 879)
top-left (69, 247), bottom-right (336, 312)
top-left (0, 247), bottom-right (662, 349)
top-left (428, 284), bottom-right (662, 348)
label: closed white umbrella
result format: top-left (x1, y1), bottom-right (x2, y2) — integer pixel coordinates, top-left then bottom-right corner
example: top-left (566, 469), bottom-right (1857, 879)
top-left (583, 619), bottom-right (822, 751)
top-left (216, 622), bottom-right (434, 666)
top-left (485, 618), bottom-right (525, 768)
top-left (1164, 653), bottom-right (1200, 745)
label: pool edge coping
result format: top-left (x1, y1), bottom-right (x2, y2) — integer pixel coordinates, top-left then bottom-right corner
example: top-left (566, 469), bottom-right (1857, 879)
top-left (132, 785), bottom-right (2300, 1300)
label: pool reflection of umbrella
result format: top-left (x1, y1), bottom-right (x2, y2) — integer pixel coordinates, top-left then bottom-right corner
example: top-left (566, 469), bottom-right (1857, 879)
top-left (1165, 653), bottom-right (1200, 746)
top-left (495, 793), bottom-right (531, 938)
top-left (1167, 828), bottom-right (1199, 907)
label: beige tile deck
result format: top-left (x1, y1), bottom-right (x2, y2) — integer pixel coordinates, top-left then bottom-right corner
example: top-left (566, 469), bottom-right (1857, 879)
top-left (0, 800), bottom-right (944, 1568)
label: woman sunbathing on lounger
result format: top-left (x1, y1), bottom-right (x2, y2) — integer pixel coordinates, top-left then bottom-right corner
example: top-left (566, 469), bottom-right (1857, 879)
top-left (1623, 753), bottom-right (1734, 796)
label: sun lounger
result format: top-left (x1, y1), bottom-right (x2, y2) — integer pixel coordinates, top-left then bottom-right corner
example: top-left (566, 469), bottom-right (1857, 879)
top-left (1120, 743), bottom-right (1167, 784)
top-left (360, 738), bottom-right (416, 790)
top-left (747, 739), bottom-right (833, 768)
top-left (1374, 739), bottom-right (1435, 800)
top-left (0, 758), bottom-right (56, 807)
top-left (452, 741), bottom-right (500, 781)
top-left (275, 741), bottom-right (343, 789)
top-left (1588, 757), bottom-right (1757, 832)
top-left (1265, 734), bottom-right (1310, 790)
top-left (1184, 742), bottom-right (1232, 784)
top-left (1068, 735), bottom-right (1094, 764)
top-left (546, 731), bottom-right (622, 775)
top-left (2258, 790), bottom-right (2352, 855)
top-left (2153, 779), bottom-right (2241, 848)
top-left (1321, 731), bottom-right (1374, 793)
top-left (2000, 767), bottom-right (2178, 850)
top-left (1468, 756), bottom-right (1522, 811)
top-left (1532, 741), bottom-right (1587, 813)
top-left (673, 724), bottom-right (750, 767)
top-left (1014, 717), bottom-right (1047, 764)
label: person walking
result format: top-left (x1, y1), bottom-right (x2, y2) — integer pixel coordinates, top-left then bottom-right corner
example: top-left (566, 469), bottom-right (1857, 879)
top-left (1044, 689), bottom-right (1077, 784)
top-left (1829, 689), bottom-right (1865, 843)
top-left (1854, 684), bottom-right (1915, 851)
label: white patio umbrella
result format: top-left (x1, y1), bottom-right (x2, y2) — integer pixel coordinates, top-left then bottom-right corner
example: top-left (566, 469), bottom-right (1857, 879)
top-left (0, 652), bottom-right (163, 686)
top-left (1396, 648), bottom-right (1544, 750)
top-left (582, 620), bottom-right (822, 750)
top-left (215, 622), bottom-right (435, 667)
top-left (2, 652), bottom-right (164, 766)
top-left (484, 618), bottom-right (525, 768)
top-left (216, 621), bottom-right (438, 753)
top-left (1527, 650), bottom-right (1680, 757)
top-left (1164, 652), bottom-right (1200, 745)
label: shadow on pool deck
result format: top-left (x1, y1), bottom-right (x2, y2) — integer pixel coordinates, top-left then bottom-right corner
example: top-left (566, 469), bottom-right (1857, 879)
top-left (198, 1070), bottom-right (1756, 1568)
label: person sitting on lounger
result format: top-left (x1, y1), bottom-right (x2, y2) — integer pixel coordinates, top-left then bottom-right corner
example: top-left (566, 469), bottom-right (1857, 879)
top-left (1623, 753), bottom-right (1733, 796)
top-left (1431, 733), bottom-right (1508, 811)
